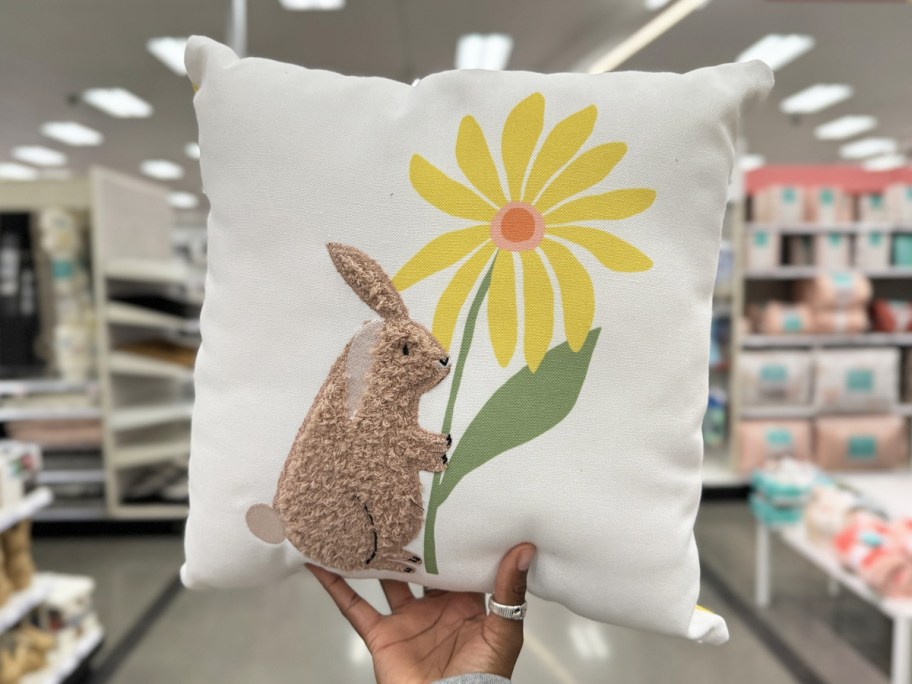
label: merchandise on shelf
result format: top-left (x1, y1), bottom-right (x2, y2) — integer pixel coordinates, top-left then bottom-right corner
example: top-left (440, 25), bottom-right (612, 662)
top-left (814, 415), bottom-right (908, 471)
top-left (804, 481), bottom-right (865, 545)
top-left (886, 184), bottom-right (912, 223)
top-left (749, 458), bottom-right (819, 527)
top-left (4, 419), bottom-right (102, 450)
top-left (745, 226), bottom-right (780, 270)
top-left (855, 228), bottom-right (891, 269)
top-left (750, 301), bottom-right (813, 335)
top-left (814, 232), bottom-right (851, 270)
top-left (702, 388), bottom-right (727, 448)
top-left (0, 442), bottom-right (41, 510)
top-left (738, 420), bottom-right (812, 473)
top-left (810, 306), bottom-right (868, 334)
top-left (806, 186), bottom-right (852, 225)
top-left (752, 185), bottom-right (805, 224)
top-left (812, 348), bottom-right (899, 412)
top-left (872, 300), bottom-right (912, 333)
top-left (739, 350), bottom-right (812, 406)
top-left (794, 272), bottom-right (873, 310)
top-left (894, 233), bottom-right (912, 267)
top-left (858, 192), bottom-right (891, 224)
top-left (784, 235), bottom-right (814, 266)
top-left (833, 514), bottom-right (912, 598)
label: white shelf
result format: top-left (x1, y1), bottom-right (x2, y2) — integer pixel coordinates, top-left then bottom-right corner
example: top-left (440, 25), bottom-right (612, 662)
top-left (33, 502), bottom-right (109, 522)
top-left (109, 351), bottom-right (193, 380)
top-left (114, 436), bottom-right (190, 468)
top-left (104, 257), bottom-right (189, 284)
top-left (741, 404), bottom-right (912, 420)
top-left (838, 472), bottom-right (912, 519)
top-left (0, 487), bottom-right (53, 533)
top-left (37, 469), bottom-right (106, 485)
top-left (112, 503), bottom-right (188, 520)
top-left (20, 625), bottom-right (104, 684)
top-left (105, 301), bottom-right (200, 334)
top-left (778, 525), bottom-right (912, 620)
top-left (0, 574), bottom-right (53, 633)
top-left (0, 406), bottom-right (101, 422)
top-left (746, 266), bottom-right (912, 280)
top-left (108, 402), bottom-right (193, 432)
top-left (743, 332), bottom-right (912, 348)
top-left (0, 379), bottom-right (97, 397)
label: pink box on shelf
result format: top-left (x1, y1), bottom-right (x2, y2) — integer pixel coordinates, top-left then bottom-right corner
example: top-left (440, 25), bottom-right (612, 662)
top-left (738, 420), bottom-right (813, 473)
top-left (815, 416), bottom-right (909, 471)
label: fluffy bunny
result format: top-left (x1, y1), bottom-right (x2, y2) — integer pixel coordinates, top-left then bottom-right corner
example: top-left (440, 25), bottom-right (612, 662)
top-left (246, 243), bottom-right (451, 573)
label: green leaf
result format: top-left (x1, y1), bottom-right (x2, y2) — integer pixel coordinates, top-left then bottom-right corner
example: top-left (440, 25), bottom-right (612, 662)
top-left (437, 327), bottom-right (601, 504)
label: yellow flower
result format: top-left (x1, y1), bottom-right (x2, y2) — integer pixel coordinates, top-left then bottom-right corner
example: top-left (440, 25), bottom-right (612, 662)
top-left (393, 93), bottom-right (655, 372)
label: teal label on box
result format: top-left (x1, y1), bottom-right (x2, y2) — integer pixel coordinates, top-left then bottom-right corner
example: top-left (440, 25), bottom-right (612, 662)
top-left (761, 364), bottom-right (788, 383)
top-left (51, 260), bottom-right (74, 279)
top-left (783, 188), bottom-right (797, 203)
top-left (869, 232), bottom-right (883, 246)
top-left (848, 435), bottom-right (877, 460)
top-left (828, 233), bottom-right (843, 246)
top-left (832, 272), bottom-right (852, 287)
top-left (821, 189), bottom-right (834, 205)
top-left (871, 194), bottom-right (884, 208)
top-left (765, 429), bottom-right (793, 448)
top-left (753, 230), bottom-right (769, 247)
top-left (783, 314), bottom-right (802, 332)
top-left (846, 368), bottom-right (874, 392)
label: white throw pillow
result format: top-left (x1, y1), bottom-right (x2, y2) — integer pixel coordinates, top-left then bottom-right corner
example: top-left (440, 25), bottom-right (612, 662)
top-left (182, 36), bottom-right (772, 644)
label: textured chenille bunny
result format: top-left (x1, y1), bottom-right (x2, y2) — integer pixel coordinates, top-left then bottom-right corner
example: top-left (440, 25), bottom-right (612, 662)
top-left (246, 243), bottom-right (451, 573)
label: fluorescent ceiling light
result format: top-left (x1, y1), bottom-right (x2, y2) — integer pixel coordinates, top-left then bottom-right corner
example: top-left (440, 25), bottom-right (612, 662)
top-left (0, 163), bottom-right (39, 181)
top-left (41, 121), bottom-right (103, 146)
top-left (863, 153), bottom-right (907, 172)
top-left (83, 88), bottom-right (153, 118)
top-left (780, 84), bottom-right (852, 115)
top-left (168, 192), bottom-right (199, 209)
top-left (11, 146), bottom-right (67, 167)
top-left (737, 34), bottom-right (814, 71)
top-left (456, 33), bottom-right (513, 70)
top-left (147, 37), bottom-right (189, 76)
top-left (140, 159), bottom-right (184, 180)
top-left (840, 137), bottom-right (897, 160)
top-left (279, 0), bottom-right (345, 9)
top-left (645, 0), bottom-right (673, 9)
top-left (815, 115), bottom-right (877, 140)
top-left (588, 0), bottom-right (706, 73)
top-left (184, 142), bottom-right (200, 160)
top-left (739, 154), bottom-right (765, 172)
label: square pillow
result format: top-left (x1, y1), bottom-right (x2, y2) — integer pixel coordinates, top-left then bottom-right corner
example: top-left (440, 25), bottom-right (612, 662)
top-left (182, 36), bottom-right (772, 644)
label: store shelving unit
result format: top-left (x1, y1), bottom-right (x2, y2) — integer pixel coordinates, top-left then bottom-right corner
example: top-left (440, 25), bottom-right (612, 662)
top-left (0, 488), bottom-right (54, 532)
top-left (755, 472), bottom-right (912, 684)
top-left (90, 168), bottom-right (195, 520)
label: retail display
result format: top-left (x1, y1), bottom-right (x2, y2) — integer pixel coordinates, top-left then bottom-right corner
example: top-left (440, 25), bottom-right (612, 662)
top-left (814, 415), bottom-right (908, 470)
top-left (738, 420), bottom-right (812, 473)
top-left (181, 35), bottom-right (773, 643)
top-left (739, 351), bottom-right (812, 406)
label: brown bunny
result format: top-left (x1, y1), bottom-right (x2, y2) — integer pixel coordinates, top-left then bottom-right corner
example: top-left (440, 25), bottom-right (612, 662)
top-left (246, 243), bottom-right (451, 574)
top-left (2, 521), bottom-right (35, 591)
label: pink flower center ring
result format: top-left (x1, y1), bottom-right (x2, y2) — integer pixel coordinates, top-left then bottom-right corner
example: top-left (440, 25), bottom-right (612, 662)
top-left (490, 202), bottom-right (545, 252)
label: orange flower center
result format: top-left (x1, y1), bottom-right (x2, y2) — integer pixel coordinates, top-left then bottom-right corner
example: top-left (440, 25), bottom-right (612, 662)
top-left (491, 202), bottom-right (545, 252)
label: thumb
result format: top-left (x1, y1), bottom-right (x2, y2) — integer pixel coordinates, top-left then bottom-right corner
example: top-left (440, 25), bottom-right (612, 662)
top-left (486, 543), bottom-right (536, 642)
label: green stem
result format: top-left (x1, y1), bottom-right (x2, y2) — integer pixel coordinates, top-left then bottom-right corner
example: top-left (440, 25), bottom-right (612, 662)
top-left (424, 263), bottom-right (494, 574)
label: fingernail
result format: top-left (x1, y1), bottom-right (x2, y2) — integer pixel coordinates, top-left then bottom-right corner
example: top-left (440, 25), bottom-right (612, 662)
top-left (517, 547), bottom-right (536, 572)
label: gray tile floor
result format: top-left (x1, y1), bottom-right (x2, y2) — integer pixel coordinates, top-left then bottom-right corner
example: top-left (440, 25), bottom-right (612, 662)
top-left (30, 502), bottom-right (896, 683)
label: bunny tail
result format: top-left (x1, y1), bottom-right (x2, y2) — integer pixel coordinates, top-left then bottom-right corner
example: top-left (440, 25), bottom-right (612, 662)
top-left (246, 503), bottom-right (287, 544)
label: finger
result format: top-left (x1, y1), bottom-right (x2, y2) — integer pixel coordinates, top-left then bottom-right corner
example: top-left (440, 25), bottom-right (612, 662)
top-left (487, 544), bottom-right (536, 635)
top-left (380, 579), bottom-right (414, 611)
top-left (307, 564), bottom-right (382, 639)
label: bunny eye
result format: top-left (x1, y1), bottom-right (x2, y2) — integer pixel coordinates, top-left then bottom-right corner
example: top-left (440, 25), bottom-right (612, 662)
top-left (402, 343), bottom-right (410, 356)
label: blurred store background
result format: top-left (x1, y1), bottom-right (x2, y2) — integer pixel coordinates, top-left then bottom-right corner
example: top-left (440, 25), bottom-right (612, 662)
top-left (1, 1), bottom-right (912, 682)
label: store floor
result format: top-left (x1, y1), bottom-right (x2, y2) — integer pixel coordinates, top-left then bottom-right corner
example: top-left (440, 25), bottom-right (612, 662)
top-left (32, 502), bottom-right (895, 684)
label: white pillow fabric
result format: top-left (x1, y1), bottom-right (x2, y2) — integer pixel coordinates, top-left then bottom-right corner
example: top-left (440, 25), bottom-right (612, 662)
top-left (182, 36), bottom-right (772, 644)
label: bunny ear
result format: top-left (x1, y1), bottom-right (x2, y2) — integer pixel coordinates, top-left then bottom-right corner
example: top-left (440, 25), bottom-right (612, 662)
top-left (327, 243), bottom-right (408, 319)
top-left (345, 319), bottom-right (383, 418)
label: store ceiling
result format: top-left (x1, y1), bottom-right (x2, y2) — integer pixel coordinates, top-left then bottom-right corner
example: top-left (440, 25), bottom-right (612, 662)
top-left (1, 0), bottom-right (910, 214)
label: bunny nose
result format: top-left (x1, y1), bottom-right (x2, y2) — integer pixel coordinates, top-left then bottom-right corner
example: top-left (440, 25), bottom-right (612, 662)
top-left (440, 357), bottom-right (450, 367)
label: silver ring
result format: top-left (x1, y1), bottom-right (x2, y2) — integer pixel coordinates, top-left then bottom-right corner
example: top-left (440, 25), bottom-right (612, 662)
top-left (488, 596), bottom-right (527, 621)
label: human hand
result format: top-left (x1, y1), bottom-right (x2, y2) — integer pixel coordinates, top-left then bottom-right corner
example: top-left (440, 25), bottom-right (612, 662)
top-left (308, 544), bottom-right (536, 684)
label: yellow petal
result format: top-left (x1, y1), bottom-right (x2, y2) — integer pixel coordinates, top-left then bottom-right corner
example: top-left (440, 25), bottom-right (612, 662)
top-left (432, 242), bottom-right (497, 351)
top-left (538, 238), bottom-right (594, 352)
top-left (535, 143), bottom-right (627, 212)
top-left (488, 250), bottom-right (518, 367)
top-left (456, 116), bottom-right (508, 208)
top-left (546, 225), bottom-right (652, 272)
top-left (392, 226), bottom-right (491, 291)
top-left (410, 155), bottom-right (497, 222)
top-left (520, 250), bottom-right (554, 372)
top-left (522, 105), bottom-right (597, 204)
top-left (544, 189), bottom-right (656, 225)
top-left (502, 93), bottom-right (544, 201)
